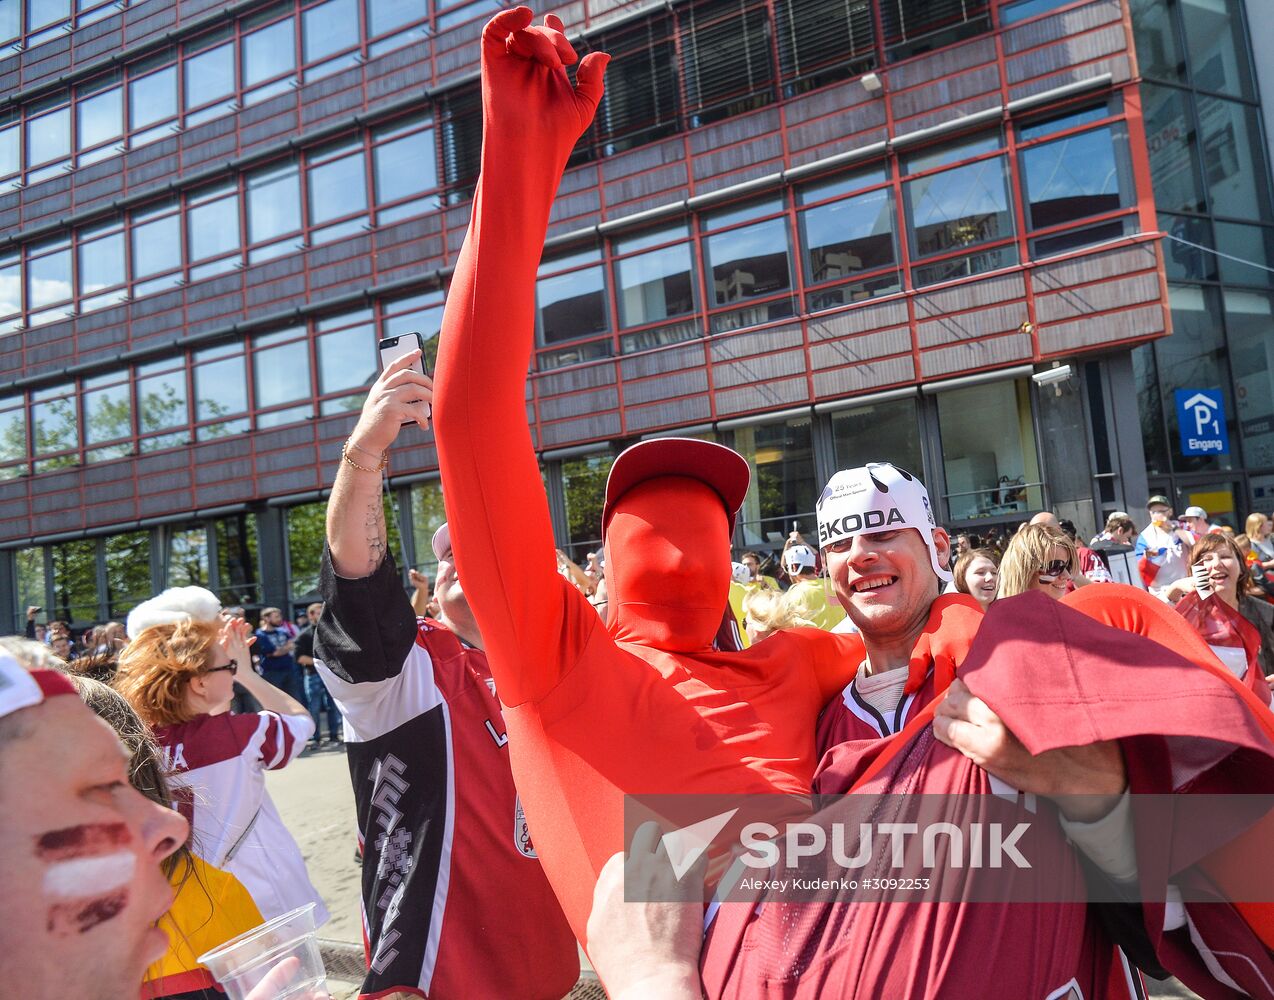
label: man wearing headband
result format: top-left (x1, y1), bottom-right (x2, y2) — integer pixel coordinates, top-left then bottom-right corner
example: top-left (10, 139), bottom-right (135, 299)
top-left (316, 356), bottom-right (576, 998)
top-left (0, 654), bottom-right (190, 999)
top-left (431, 8), bottom-right (869, 942)
top-left (814, 463), bottom-right (984, 750)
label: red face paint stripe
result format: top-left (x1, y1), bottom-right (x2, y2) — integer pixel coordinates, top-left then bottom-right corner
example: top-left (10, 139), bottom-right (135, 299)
top-left (47, 889), bottom-right (129, 935)
top-left (36, 822), bottom-right (131, 860)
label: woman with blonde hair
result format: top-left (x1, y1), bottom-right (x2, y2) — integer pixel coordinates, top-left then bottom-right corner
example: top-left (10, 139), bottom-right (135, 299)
top-left (741, 586), bottom-right (815, 645)
top-left (998, 523), bottom-right (1080, 600)
top-left (115, 589), bottom-right (326, 927)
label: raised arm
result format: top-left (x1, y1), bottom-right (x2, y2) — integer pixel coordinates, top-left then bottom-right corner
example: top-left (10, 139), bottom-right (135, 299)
top-left (432, 9), bottom-right (609, 706)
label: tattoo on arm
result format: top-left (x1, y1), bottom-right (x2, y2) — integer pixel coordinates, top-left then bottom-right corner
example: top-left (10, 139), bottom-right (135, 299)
top-left (365, 488), bottom-right (387, 575)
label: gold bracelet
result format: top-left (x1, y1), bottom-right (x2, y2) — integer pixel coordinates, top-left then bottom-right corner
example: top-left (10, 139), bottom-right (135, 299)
top-left (341, 440), bottom-right (388, 473)
top-left (347, 438), bottom-right (382, 460)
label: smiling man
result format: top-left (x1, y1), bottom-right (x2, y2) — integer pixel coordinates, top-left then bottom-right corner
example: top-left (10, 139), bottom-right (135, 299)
top-left (815, 463), bottom-right (984, 751)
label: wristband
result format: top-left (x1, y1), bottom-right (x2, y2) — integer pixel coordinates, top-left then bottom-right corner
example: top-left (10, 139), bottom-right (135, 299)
top-left (342, 440), bottom-right (388, 474)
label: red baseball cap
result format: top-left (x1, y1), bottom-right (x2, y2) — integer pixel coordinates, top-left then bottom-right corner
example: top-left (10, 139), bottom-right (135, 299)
top-left (602, 438), bottom-right (751, 535)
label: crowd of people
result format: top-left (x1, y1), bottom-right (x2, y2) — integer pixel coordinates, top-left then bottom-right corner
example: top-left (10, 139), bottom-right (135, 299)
top-left (3, 11), bottom-right (1274, 1000)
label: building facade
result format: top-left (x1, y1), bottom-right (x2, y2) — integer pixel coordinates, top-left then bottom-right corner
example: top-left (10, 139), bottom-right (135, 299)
top-left (0, 0), bottom-right (1266, 627)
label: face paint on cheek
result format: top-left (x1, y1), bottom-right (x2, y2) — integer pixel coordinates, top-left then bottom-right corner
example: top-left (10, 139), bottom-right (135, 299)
top-left (36, 823), bottom-right (136, 936)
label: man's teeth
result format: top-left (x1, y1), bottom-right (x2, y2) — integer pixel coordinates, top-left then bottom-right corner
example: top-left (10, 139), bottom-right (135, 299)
top-left (854, 577), bottom-right (896, 592)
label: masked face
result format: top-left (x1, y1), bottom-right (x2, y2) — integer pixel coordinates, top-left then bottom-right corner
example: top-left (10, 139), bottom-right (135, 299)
top-left (603, 477), bottom-right (731, 651)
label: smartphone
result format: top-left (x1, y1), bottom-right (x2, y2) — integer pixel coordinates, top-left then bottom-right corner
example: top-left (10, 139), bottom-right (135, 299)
top-left (378, 332), bottom-right (431, 422)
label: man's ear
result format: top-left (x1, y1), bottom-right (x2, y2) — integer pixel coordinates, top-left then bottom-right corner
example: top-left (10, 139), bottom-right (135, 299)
top-left (932, 527), bottom-right (952, 567)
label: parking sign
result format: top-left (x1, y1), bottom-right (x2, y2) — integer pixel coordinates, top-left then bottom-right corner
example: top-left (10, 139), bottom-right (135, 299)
top-left (1175, 388), bottom-right (1229, 456)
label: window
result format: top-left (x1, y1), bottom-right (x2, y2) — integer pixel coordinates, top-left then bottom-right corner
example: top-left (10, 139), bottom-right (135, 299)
top-left (733, 416), bottom-right (816, 546)
top-left (51, 538), bottom-right (98, 624)
top-left (26, 102), bottom-right (69, 176)
top-left (214, 513), bottom-right (260, 605)
top-left (77, 81), bottom-right (122, 158)
top-left (136, 357), bottom-right (188, 451)
top-left (1180, 0), bottom-right (1255, 100)
top-left (1130, 0), bottom-right (1186, 84)
top-left (78, 222), bottom-right (126, 311)
top-left (167, 526), bottom-right (209, 587)
top-left (316, 311), bottom-right (377, 414)
top-left (131, 201), bottom-right (183, 294)
top-left (15, 549), bottom-right (45, 629)
top-left (774, 0), bottom-right (873, 95)
top-left (537, 248), bottom-right (609, 346)
top-left (193, 344), bottom-right (249, 440)
top-left (26, 239), bottom-right (72, 320)
top-left (129, 64), bottom-right (178, 135)
top-left (31, 383), bottom-right (78, 469)
top-left (799, 168), bottom-right (899, 308)
top-left (613, 225), bottom-right (696, 330)
top-left (28, 0), bottom-right (69, 31)
top-left (0, 395), bottom-right (26, 477)
top-left (0, 0), bottom-right (18, 40)
top-left (0, 255), bottom-right (18, 330)
top-left (409, 480), bottom-right (447, 576)
top-left (681, 0), bottom-right (774, 127)
top-left (105, 531), bottom-right (152, 618)
top-left (303, 0), bottom-right (359, 66)
top-left (879, 0), bottom-right (990, 61)
top-left (366, 0), bottom-right (422, 38)
top-left (1018, 109), bottom-right (1133, 249)
top-left (703, 198), bottom-right (794, 331)
top-left (1000, 0), bottom-right (1072, 24)
top-left (590, 13), bottom-right (680, 155)
top-left (82, 371), bottom-right (131, 461)
top-left (372, 117), bottom-right (437, 222)
top-left (1141, 84), bottom-right (1207, 214)
top-left (905, 136), bottom-right (1013, 259)
top-left (187, 184), bottom-right (241, 277)
top-left (0, 115), bottom-right (18, 179)
top-left (561, 452), bottom-right (613, 561)
top-left (247, 161), bottom-right (302, 260)
top-left (307, 139), bottom-right (368, 242)
top-left (830, 397), bottom-right (922, 476)
top-left (1228, 290), bottom-right (1274, 466)
top-left (382, 291), bottom-right (444, 372)
top-left (439, 86), bottom-right (482, 203)
top-left (184, 40), bottom-right (235, 121)
top-left (1159, 284), bottom-right (1234, 473)
top-left (1197, 95), bottom-right (1271, 220)
top-left (936, 379), bottom-right (1042, 521)
top-left (242, 16), bottom-right (295, 93)
top-left (252, 326), bottom-right (314, 428)
top-left (1213, 221), bottom-right (1274, 288)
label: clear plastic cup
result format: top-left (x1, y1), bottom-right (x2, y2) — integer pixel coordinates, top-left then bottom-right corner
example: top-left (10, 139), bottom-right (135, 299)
top-left (197, 903), bottom-right (329, 1000)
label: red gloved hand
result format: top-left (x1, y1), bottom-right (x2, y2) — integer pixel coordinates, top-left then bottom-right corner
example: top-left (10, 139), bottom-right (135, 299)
top-left (905, 593), bottom-right (984, 696)
top-left (481, 8), bottom-right (609, 169)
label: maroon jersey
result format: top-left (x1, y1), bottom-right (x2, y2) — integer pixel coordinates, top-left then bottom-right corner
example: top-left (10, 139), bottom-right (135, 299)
top-left (314, 548), bottom-right (577, 1000)
top-left (702, 588), bottom-right (1274, 999)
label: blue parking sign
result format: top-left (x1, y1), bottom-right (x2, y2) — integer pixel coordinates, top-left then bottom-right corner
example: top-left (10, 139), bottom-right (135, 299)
top-left (1175, 388), bottom-right (1229, 456)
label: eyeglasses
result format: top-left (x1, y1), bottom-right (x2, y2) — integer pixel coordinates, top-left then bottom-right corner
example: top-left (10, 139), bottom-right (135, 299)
top-left (1038, 559), bottom-right (1073, 580)
top-left (204, 659), bottom-right (238, 676)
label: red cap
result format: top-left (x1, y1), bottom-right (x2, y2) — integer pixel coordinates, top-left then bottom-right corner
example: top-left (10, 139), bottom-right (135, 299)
top-left (602, 438), bottom-right (751, 535)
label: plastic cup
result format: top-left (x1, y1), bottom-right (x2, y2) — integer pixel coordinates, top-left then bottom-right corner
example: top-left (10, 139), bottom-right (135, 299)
top-left (197, 903), bottom-right (329, 1000)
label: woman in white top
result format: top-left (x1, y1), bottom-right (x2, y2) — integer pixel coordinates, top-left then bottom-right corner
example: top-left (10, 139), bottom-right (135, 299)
top-left (116, 601), bottom-right (326, 926)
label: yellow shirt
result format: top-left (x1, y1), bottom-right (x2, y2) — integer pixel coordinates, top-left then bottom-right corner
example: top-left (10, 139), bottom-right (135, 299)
top-left (728, 580), bottom-right (752, 648)
top-left (141, 854), bottom-right (265, 998)
top-left (784, 578), bottom-right (847, 631)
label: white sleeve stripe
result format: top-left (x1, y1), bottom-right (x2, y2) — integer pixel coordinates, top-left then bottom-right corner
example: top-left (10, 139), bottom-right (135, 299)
top-left (258, 711), bottom-right (288, 769)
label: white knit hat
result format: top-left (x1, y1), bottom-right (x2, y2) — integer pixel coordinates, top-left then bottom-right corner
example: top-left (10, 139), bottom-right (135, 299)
top-left (125, 586), bottom-right (222, 639)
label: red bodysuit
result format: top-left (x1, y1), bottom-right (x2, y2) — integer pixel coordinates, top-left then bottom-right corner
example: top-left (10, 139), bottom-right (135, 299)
top-left (432, 10), bottom-right (858, 942)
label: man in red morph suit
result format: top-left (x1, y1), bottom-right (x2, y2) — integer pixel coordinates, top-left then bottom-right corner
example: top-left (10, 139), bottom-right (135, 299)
top-left (432, 8), bottom-right (880, 943)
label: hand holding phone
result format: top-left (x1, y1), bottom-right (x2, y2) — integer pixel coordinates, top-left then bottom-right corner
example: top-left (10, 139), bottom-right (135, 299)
top-left (378, 333), bottom-right (432, 426)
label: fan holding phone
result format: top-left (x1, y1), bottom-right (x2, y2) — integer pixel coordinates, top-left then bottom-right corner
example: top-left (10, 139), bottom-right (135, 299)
top-left (377, 332), bottom-right (432, 425)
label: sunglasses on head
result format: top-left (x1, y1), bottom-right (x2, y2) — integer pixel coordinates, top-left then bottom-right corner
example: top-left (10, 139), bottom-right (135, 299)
top-left (205, 659), bottom-right (238, 676)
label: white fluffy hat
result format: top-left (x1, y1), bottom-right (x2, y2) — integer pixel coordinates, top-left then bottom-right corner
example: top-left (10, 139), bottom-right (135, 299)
top-left (126, 586), bottom-right (223, 639)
